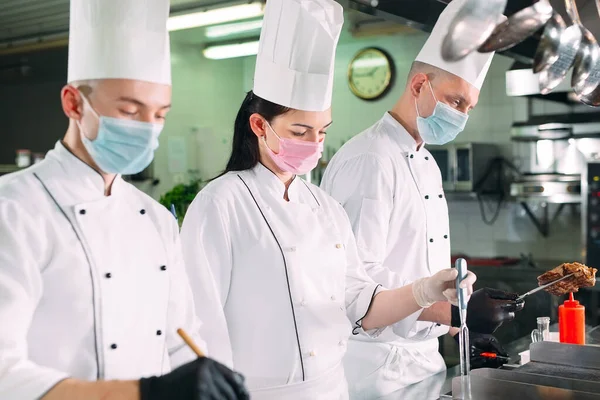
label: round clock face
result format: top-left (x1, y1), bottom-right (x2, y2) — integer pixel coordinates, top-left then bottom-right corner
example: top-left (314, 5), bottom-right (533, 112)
top-left (348, 48), bottom-right (394, 101)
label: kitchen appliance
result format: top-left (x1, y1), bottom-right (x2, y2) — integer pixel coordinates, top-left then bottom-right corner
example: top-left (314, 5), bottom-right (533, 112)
top-left (510, 173), bottom-right (581, 203)
top-left (582, 157), bottom-right (600, 268)
top-left (509, 116), bottom-right (591, 204)
top-left (507, 61), bottom-right (600, 105)
top-left (506, 64), bottom-right (580, 103)
top-left (428, 142), bottom-right (500, 192)
top-left (517, 139), bottom-right (583, 174)
top-left (511, 133), bottom-right (575, 175)
top-left (450, 341), bottom-right (600, 399)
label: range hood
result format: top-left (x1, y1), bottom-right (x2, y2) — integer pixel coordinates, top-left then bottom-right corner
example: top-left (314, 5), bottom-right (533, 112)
top-left (343, 0), bottom-right (541, 64)
top-left (505, 63), bottom-right (581, 104)
top-left (511, 112), bottom-right (600, 139)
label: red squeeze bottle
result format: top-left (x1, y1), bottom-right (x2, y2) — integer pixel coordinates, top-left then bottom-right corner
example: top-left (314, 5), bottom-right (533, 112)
top-left (559, 293), bottom-right (585, 345)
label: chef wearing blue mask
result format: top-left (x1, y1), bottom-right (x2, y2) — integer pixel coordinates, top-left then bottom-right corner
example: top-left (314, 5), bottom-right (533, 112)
top-left (0, 1), bottom-right (248, 399)
top-left (321, 0), bottom-right (524, 398)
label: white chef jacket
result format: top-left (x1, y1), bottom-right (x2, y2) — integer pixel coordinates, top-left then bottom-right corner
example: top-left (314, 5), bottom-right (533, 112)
top-left (321, 112), bottom-right (450, 397)
top-left (180, 163), bottom-right (387, 399)
top-left (0, 142), bottom-right (204, 400)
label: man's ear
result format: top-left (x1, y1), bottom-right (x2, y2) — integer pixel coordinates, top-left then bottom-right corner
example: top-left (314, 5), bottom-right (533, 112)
top-left (61, 85), bottom-right (84, 120)
top-left (410, 73), bottom-right (428, 98)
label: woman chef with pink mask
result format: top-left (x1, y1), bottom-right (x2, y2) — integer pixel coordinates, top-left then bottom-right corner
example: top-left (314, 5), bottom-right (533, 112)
top-left (180, 0), bottom-right (476, 399)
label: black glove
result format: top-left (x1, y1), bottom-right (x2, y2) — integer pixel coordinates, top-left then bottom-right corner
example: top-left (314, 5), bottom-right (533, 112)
top-left (139, 357), bottom-right (250, 400)
top-left (453, 332), bottom-right (510, 369)
top-left (451, 288), bottom-right (525, 334)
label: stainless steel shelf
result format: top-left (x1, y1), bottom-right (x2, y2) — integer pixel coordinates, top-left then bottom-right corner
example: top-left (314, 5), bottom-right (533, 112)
top-left (0, 164), bottom-right (21, 174)
top-left (511, 195), bottom-right (582, 204)
top-left (443, 191), bottom-right (479, 201)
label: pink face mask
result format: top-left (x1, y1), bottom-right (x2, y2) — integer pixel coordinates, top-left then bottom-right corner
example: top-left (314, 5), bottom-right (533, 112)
top-left (263, 121), bottom-right (324, 175)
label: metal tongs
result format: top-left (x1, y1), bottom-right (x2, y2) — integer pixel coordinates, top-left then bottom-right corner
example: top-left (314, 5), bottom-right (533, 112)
top-left (517, 273), bottom-right (575, 301)
top-left (455, 258), bottom-right (472, 400)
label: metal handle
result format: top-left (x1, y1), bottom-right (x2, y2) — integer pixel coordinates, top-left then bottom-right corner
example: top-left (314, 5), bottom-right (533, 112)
top-left (516, 273), bottom-right (575, 301)
top-left (566, 0), bottom-right (582, 25)
top-left (455, 258), bottom-right (469, 312)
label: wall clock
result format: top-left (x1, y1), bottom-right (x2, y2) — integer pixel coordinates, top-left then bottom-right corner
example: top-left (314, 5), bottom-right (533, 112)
top-left (348, 47), bottom-right (395, 101)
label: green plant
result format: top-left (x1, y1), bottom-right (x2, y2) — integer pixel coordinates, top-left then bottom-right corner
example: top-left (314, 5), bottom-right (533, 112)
top-left (159, 180), bottom-right (202, 226)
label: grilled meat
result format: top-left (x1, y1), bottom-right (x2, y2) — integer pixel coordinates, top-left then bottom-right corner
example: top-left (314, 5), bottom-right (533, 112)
top-left (537, 262), bottom-right (597, 296)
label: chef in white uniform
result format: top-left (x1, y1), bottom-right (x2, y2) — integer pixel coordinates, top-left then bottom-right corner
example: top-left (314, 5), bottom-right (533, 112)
top-left (0, 1), bottom-right (248, 399)
top-left (321, 1), bottom-right (524, 398)
top-left (180, 1), bottom-right (477, 399)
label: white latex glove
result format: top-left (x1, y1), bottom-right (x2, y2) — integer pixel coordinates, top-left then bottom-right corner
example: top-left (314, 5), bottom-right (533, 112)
top-left (412, 268), bottom-right (477, 308)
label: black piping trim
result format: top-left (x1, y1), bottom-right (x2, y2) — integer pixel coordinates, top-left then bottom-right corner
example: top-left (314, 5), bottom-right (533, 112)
top-left (33, 173), bottom-right (102, 379)
top-left (299, 179), bottom-right (320, 207)
top-left (60, 140), bottom-right (107, 179)
top-left (237, 174), bottom-right (306, 381)
top-left (352, 284), bottom-right (383, 336)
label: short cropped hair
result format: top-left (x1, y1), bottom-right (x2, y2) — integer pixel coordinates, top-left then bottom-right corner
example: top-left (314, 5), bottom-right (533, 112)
top-left (406, 61), bottom-right (455, 87)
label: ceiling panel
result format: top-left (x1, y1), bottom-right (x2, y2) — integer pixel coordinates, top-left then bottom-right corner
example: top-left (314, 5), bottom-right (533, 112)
top-left (0, 0), bottom-right (232, 43)
top-left (171, 0), bottom-right (215, 7)
top-left (0, 0), bottom-right (69, 42)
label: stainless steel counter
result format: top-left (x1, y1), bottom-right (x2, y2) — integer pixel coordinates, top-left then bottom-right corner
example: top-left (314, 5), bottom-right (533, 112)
top-left (376, 325), bottom-right (600, 399)
top-left (450, 342), bottom-right (600, 399)
top-left (375, 366), bottom-right (459, 399)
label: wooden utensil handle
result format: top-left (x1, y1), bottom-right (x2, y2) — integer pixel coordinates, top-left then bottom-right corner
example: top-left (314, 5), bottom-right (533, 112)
top-left (177, 328), bottom-right (205, 358)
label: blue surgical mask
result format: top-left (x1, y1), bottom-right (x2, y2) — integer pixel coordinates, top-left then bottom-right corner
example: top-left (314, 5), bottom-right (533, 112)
top-left (78, 96), bottom-right (163, 175)
top-left (416, 81), bottom-right (469, 145)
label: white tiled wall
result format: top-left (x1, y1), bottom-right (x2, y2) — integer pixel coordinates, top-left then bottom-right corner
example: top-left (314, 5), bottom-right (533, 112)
top-left (445, 53), bottom-right (585, 261)
top-left (448, 201), bottom-right (582, 261)
top-left (148, 41), bottom-right (246, 198)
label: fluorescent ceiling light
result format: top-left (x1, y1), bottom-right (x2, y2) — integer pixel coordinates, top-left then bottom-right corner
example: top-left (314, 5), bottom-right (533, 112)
top-left (351, 58), bottom-right (389, 69)
top-left (168, 3), bottom-right (264, 32)
top-left (203, 40), bottom-right (259, 60)
top-left (205, 19), bottom-right (263, 38)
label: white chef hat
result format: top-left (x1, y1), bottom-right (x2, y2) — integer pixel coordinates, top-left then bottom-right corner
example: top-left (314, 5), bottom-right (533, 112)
top-left (67, 0), bottom-right (171, 85)
top-left (415, 0), bottom-right (495, 90)
top-left (253, 0), bottom-right (344, 112)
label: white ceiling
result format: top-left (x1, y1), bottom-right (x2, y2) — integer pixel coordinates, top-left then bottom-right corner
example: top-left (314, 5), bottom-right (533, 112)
top-left (0, 0), bottom-right (234, 43)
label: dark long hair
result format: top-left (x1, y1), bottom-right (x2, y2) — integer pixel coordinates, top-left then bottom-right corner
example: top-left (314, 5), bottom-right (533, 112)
top-left (217, 91), bottom-right (290, 177)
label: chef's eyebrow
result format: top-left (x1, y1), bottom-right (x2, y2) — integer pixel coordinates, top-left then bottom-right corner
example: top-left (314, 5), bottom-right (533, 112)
top-left (291, 121), bottom-right (334, 129)
top-left (117, 96), bottom-right (171, 110)
top-left (449, 94), bottom-right (467, 105)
